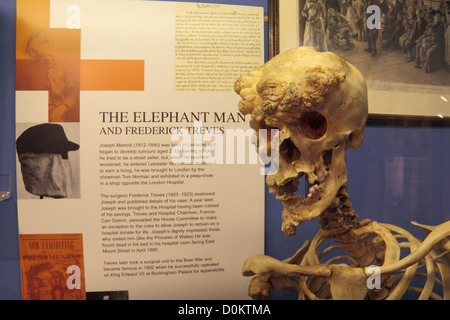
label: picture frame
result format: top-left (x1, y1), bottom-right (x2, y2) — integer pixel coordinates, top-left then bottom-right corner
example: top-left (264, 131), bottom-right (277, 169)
top-left (268, 0), bottom-right (450, 126)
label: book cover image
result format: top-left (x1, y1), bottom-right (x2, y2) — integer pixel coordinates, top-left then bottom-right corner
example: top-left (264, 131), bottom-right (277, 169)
top-left (19, 234), bottom-right (86, 300)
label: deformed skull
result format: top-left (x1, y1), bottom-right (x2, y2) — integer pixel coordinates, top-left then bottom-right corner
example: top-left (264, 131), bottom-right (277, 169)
top-left (234, 46), bottom-right (368, 236)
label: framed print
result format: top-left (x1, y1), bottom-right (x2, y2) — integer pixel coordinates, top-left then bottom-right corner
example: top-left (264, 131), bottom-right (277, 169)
top-left (270, 0), bottom-right (450, 126)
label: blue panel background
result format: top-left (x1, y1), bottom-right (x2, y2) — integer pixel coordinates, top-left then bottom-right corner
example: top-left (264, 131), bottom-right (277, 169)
top-left (266, 125), bottom-right (450, 260)
top-left (0, 0), bottom-right (21, 300)
top-left (265, 125), bottom-right (450, 299)
top-left (1, 0), bottom-right (449, 300)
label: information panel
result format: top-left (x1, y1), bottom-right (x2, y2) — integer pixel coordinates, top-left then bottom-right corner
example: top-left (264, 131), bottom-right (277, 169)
top-left (15, 0), bottom-right (265, 300)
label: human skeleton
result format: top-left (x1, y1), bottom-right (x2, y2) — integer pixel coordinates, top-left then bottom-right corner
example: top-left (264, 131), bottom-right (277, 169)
top-left (234, 46), bottom-right (450, 300)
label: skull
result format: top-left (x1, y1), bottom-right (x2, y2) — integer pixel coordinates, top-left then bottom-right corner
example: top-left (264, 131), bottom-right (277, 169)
top-left (234, 47), bottom-right (368, 236)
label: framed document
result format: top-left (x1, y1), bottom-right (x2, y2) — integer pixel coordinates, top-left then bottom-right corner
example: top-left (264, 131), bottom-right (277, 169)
top-left (269, 0), bottom-right (450, 126)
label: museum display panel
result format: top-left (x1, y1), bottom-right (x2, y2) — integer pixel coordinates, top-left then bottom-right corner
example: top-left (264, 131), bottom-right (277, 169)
top-left (13, 0), bottom-right (268, 300)
top-left (0, 0), bottom-right (449, 302)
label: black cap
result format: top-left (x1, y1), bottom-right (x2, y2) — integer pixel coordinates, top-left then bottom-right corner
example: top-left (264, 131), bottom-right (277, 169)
top-left (16, 123), bottom-right (79, 157)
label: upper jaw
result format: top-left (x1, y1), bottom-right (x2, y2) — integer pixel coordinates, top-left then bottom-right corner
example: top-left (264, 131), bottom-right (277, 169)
top-left (275, 145), bottom-right (348, 236)
top-left (275, 167), bottom-right (330, 203)
top-left (271, 149), bottom-right (333, 203)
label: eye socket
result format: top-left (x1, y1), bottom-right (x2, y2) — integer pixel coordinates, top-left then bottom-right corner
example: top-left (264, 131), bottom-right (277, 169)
top-left (299, 111), bottom-right (327, 140)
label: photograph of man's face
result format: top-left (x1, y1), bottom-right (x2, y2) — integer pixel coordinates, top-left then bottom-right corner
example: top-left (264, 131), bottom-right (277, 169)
top-left (16, 123), bottom-right (80, 199)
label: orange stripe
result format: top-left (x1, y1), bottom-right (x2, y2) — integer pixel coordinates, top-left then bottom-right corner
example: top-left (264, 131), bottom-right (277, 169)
top-left (80, 60), bottom-right (144, 91)
top-left (16, 0), bottom-right (50, 59)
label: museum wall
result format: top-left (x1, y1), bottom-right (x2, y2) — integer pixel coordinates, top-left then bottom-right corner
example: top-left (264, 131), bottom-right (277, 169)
top-left (0, 0), bottom-right (21, 299)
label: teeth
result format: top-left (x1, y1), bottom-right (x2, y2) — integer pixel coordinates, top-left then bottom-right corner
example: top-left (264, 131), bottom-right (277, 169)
top-left (317, 171), bottom-right (325, 182)
top-left (306, 168), bottom-right (330, 198)
top-left (308, 184), bottom-right (320, 195)
top-left (307, 173), bottom-right (318, 184)
top-left (280, 167), bottom-right (330, 200)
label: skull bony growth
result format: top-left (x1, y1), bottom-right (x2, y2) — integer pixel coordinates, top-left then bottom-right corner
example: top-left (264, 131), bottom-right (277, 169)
top-left (234, 47), bottom-right (368, 236)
